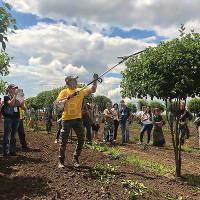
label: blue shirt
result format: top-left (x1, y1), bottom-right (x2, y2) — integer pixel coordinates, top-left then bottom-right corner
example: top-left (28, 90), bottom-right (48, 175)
top-left (118, 106), bottom-right (131, 123)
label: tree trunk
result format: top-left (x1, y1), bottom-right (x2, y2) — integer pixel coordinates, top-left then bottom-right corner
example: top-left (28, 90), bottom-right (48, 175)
top-left (165, 99), bottom-right (182, 177)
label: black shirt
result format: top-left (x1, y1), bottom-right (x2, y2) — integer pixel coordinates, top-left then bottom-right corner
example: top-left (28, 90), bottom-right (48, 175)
top-left (178, 109), bottom-right (190, 123)
top-left (3, 95), bottom-right (20, 119)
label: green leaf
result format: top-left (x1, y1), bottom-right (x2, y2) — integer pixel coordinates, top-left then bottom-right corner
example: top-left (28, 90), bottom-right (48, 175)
top-left (4, 3), bottom-right (11, 10)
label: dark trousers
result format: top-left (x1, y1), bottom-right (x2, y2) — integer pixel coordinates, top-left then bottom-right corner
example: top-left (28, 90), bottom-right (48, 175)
top-left (140, 124), bottom-right (153, 143)
top-left (179, 124), bottom-right (190, 145)
top-left (82, 119), bottom-right (92, 142)
top-left (113, 120), bottom-right (119, 140)
top-left (18, 119), bottom-right (27, 149)
top-left (56, 120), bottom-right (62, 140)
top-left (2, 118), bottom-right (20, 156)
top-left (59, 119), bottom-right (84, 162)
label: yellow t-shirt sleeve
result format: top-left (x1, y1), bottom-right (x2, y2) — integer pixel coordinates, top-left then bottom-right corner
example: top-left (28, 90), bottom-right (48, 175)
top-left (81, 88), bottom-right (90, 97)
top-left (58, 89), bottom-right (68, 99)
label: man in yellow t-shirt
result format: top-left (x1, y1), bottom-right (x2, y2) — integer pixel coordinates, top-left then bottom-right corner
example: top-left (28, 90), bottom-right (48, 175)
top-left (56, 74), bottom-right (98, 168)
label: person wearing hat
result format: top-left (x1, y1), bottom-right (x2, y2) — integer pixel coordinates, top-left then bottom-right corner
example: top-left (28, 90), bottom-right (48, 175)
top-left (103, 103), bottom-right (114, 144)
top-left (56, 74), bottom-right (98, 168)
top-left (2, 84), bottom-right (26, 157)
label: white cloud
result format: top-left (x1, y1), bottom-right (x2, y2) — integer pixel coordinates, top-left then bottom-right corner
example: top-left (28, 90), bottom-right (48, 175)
top-left (4, 22), bottom-right (153, 100)
top-left (6, 0), bottom-right (200, 38)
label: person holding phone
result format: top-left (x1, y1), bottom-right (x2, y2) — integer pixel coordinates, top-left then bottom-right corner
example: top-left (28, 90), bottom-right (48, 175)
top-left (2, 84), bottom-right (25, 157)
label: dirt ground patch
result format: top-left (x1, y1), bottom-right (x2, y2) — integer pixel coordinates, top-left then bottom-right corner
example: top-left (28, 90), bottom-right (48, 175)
top-left (0, 123), bottom-right (200, 200)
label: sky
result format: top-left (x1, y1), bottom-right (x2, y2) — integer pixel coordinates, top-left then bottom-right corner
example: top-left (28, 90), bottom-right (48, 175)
top-left (2, 0), bottom-right (200, 103)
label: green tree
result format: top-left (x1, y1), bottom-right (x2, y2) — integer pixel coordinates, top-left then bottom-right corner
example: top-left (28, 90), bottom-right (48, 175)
top-left (149, 100), bottom-right (165, 112)
top-left (121, 25), bottom-right (200, 177)
top-left (187, 98), bottom-right (200, 115)
top-left (137, 99), bottom-right (148, 111)
top-left (126, 102), bottom-right (137, 113)
top-left (0, 2), bottom-right (17, 93)
top-left (93, 95), bottom-right (112, 112)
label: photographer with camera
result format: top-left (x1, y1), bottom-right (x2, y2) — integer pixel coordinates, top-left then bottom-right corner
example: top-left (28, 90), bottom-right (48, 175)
top-left (1, 84), bottom-right (26, 157)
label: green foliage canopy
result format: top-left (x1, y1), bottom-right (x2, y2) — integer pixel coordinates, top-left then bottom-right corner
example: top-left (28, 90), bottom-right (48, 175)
top-left (148, 100), bottom-right (165, 112)
top-left (0, 2), bottom-right (17, 93)
top-left (126, 102), bottom-right (137, 113)
top-left (121, 26), bottom-right (200, 101)
top-left (137, 99), bottom-right (148, 110)
top-left (92, 95), bottom-right (112, 112)
top-left (187, 98), bottom-right (200, 115)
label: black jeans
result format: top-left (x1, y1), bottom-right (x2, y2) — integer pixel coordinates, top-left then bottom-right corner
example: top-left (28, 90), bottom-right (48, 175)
top-left (113, 120), bottom-right (119, 140)
top-left (18, 119), bottom-right (27, 149)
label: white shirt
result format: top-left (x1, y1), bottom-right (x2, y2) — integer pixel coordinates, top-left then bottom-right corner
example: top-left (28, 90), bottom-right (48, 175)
top-left (141, 113), bottom-right (152, 125)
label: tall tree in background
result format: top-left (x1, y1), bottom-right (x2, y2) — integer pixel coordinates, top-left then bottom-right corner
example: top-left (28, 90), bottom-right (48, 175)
top-left (137, 99), bottom-right (148, 111)
top-left (0, 2), bottom-right (17, 93)
top-left (92, 95), bottom-right (112, 112)
top-left (187, 98), bottom-right (200, 116)
top-left (121, 25), bottom-right (200, 177)
top-left (149, 100), bottom-right (165, 112)
top-left (126, 102), bottom-right (137, 113)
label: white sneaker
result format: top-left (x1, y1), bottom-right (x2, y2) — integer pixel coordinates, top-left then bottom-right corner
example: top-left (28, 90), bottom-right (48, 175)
top-left (58, 162), bottom-right (65, 168)
top-left (54, 139), bottom-right (58, 144)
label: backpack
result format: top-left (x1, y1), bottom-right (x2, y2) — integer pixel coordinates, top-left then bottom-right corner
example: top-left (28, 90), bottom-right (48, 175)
top-left (1, 104), bottom-right (14, 117)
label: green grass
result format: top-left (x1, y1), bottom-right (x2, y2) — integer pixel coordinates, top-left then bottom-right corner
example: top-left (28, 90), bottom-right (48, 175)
top-left (166, 144), bottom-right (200, 153)
top-left (88, 143), bottom-right (175, 176)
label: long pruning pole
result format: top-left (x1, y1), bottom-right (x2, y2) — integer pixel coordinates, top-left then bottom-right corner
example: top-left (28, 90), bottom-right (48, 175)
top-left (54, 49), bottom-right (145, 112)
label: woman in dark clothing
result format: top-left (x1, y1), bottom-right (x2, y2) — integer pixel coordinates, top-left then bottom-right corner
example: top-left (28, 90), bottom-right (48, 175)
top-left (112, 103), bottom-right (119, 142)
top-left (152, 108), bottom-right (165, 147)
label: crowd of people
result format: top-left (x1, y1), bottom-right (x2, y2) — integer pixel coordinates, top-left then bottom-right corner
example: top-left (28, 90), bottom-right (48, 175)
top-left (0, 75), bottom-right (194, 169)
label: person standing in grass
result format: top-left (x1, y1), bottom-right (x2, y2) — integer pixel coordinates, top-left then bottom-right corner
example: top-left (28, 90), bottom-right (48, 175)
top-left (152, 108), bottom-right (165, 147)
top-left (112, 103), bottom-right (119, 142)
top-left (119, 100), bottom-right (132, 144)
top-left (103, 103), bottom-right (114, 144)
top-left (139, 106), bottom-right (153, 145)
top-left (91, 104), bottom-right (101, 143)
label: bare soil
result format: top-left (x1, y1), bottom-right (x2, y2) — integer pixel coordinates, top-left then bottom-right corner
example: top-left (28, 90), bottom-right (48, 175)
top-left (0, 121), bottom-right (200, 200)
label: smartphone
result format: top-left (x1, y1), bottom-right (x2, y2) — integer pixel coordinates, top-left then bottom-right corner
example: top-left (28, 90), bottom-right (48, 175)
top-left (18, 89), bottom-right (23, 95)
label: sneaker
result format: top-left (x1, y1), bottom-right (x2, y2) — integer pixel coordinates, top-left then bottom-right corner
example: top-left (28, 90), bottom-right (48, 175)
top-left (73, 157), bottom-right (80, 168)
top-left (54, 139), bottom-right (58, 144)
top-left (58, 161), bottom-right (65, 168)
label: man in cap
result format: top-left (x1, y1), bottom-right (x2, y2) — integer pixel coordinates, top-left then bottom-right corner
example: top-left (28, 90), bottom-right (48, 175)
top-left (118, 100), bottom-right (132, 144)
top-left (2, 84), bottom-right (26, 157)
top-left (56, 74), bottom-right (98, 168)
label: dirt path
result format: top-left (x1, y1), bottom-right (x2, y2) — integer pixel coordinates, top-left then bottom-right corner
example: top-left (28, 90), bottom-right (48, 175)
top-left (0, 130), bottom-right (200, 200)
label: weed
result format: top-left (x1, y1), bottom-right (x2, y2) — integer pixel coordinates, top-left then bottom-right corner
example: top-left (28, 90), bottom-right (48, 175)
top-left (165, 193), bottom-right (183, 200)
top-left (105, 147), bottom-right (124, 160)
top-left (85, 164), bottom-right (118, 181)
top-left (122, 179), bottom-right (147, 199)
